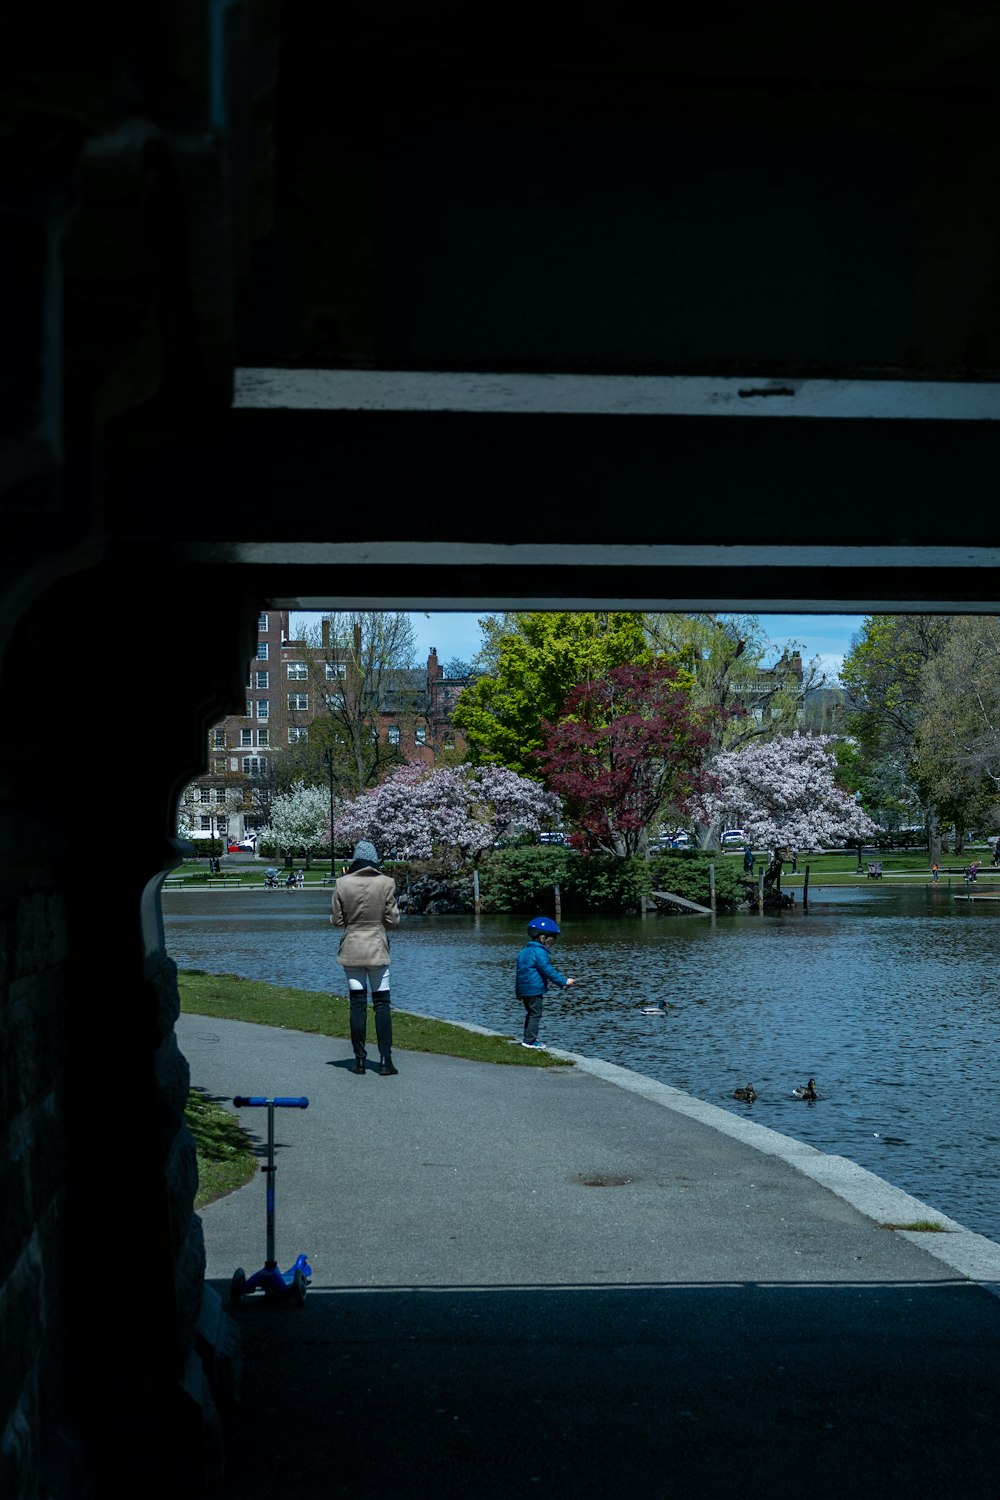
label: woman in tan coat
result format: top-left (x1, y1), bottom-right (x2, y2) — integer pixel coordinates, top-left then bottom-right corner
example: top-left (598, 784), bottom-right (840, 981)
top-left (331, 840), bottom-right (401, 1076)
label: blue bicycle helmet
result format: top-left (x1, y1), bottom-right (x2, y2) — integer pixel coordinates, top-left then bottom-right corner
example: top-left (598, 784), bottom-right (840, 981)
top-left (527, 915), bottom-right (560, 936)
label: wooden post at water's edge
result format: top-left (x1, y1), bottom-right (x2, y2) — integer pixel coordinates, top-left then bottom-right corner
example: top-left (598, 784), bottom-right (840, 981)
top-left (473, 868), bottom-right (480, 915)
top-left (709, 862), bottom-right (716, 914)
top-left (554, 882), bottom-right (562, 923)
top-left (803, 864), bottom-right (810, 911)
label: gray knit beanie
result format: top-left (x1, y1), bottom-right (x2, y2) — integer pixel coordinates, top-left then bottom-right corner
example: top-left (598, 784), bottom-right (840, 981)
top-left (352, 840), bottom-right (379, 865)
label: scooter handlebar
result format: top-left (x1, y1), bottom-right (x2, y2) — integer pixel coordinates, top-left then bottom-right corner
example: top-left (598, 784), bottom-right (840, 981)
top-left (233, 1096), bottom-right (309, 1109)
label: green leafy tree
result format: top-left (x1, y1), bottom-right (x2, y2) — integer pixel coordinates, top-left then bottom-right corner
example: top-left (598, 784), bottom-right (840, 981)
top-left (646, 613), bottom-right (827, 847)
top-left (841, 614), bottom-right (952, 856)
top-left (645, 613), bottom-right (820, 749)
top-left (914, 616), bottom-right (1000, 839)
top-left (453, 611), bottom-right (649, 775)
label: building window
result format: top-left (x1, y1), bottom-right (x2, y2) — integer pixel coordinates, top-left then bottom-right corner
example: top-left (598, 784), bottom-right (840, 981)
top-left (257, 729), bottom-right (269, 747)
top-left (246, 702), bottom-right (253, 717)
top-left (325, 661), bottom-right (347, 679)
top-left (199, 816), bottom-right (213, 831)
top-left (256, 700), bottom-right (269, 720)
top-left (388, 726), bottom-right (400, 746)
top-left (256, 670), bottom-right (269, 689)
top-left (415, 726), bottom-right (427, 745)
top-left (240, 729), bottom-right (253, 747)
top-left (288, 726), bottom-right (308, 743)
top-left (256, 643), bottom-right (268, 660)
top-left (242, 757), bottom-right (264, 776)
top-left (258, 613), bottom-right (268, 632)
top-left (444, 731), bottom-right (455, 749)
top-left (287, 662), bottom-right (309, 680)
top-left (214, 758), bottom-right (226, 773)
top-left (288, 693), bottom-right (309, 711)
top-left (212, 729), bottom-right (226, 749)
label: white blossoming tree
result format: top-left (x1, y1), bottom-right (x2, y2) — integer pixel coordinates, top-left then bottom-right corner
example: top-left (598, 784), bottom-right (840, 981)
top-left (693, 732), bottom-right (882, 852)
top-left (259, 780), bottom-right (330, 867)
top-left (334, 761), bottom-right (562, 863)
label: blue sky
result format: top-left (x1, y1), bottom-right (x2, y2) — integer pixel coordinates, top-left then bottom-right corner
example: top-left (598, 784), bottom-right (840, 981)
top-left (292, 611), bottom-right (866, 684)
top-left (399, 611), bottom-right (866, 685)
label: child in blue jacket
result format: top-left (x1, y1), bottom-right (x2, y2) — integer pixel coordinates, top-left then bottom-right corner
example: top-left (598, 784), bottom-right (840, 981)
top-left (515, 916), bottom-right (575, 1049)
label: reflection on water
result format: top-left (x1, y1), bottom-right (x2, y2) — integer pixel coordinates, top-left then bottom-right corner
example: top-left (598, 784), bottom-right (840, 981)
top-left (164, 883), bottom-right (1000, 1243)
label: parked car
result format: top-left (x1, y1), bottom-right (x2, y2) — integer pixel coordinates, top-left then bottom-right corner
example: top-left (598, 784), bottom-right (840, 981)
top-left (720, 829), bottom-right (745, 846)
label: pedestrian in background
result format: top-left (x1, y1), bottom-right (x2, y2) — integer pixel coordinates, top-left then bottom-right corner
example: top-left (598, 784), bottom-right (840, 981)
top-left (332, 839), bottom-right (400, 1076)
top-left (515, 916), bottom-right (574, 1050)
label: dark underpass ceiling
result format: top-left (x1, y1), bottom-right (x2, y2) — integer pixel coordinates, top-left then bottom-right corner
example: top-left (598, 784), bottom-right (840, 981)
top-left (98, 3), bottom-right (1000, 611)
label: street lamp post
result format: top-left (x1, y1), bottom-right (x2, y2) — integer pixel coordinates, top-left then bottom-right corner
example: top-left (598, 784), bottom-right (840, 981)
top-left (323, 749), bottom-right (336, 874)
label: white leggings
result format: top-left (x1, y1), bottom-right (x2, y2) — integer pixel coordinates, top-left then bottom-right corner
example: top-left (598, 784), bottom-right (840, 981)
top-left (343, 964), bottom-right (390, 994)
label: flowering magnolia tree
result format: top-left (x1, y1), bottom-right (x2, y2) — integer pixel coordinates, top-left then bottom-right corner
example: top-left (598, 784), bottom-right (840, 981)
top-left (334, 761), bottom-right (562, 863)
top-left (533, 662), bottom-right (718, 857)
top-left (259, 780), bottom-right (330, 866)
top-left (692, 732), bottom-right (881, 851)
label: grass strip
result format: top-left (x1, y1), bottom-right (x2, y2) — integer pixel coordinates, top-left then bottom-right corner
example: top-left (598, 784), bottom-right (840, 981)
top-left (178, 968), bottom-right (570, 1069)
top-left (880, 1220), bottom-right (949, 1233)
top-left (185, 1086), bottom-right (259, 1208)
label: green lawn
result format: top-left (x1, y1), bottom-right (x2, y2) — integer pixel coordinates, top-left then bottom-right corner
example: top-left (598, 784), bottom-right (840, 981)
top-left (185, 1087), bottom-right (259, 1208)
top-left (178, 969), bottom-right (564, 1065)
top-left (761, 849), bottom-right (994, 885)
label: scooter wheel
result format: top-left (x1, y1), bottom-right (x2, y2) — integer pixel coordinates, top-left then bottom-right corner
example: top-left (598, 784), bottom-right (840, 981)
top-left (229, 1268), bottom-right (246, 1307)
top-left (292, 1267), bottom-right (307, 1306)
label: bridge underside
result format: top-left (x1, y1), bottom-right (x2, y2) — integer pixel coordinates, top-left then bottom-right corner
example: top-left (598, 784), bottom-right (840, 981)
top-left (108, 377), bottom-right (1000, 615)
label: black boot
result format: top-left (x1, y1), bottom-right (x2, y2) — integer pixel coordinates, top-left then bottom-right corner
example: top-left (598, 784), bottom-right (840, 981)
top-left (374, 992), bottom-right (397, 1074)
top-left (350, 989), bottom-right (368, 1073)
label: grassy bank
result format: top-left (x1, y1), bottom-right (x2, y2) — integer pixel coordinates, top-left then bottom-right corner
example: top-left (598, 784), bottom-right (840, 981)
top-left (185, 1087), bottom-right (259, 1208)
top-left (178, 969), bottom-right (566, 1066)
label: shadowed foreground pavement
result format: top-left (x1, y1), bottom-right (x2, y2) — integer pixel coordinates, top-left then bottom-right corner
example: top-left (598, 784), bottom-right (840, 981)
top-left (177, 1016), bottom-right (1000, 1498)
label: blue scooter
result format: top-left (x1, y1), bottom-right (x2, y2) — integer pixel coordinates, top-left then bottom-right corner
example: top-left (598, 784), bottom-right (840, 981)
top-left (229, 1095), bottom-right (312, 1306)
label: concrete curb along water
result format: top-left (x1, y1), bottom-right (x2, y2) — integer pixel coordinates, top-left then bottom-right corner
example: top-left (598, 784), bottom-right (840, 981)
top-left (398, 1006), bottom-right (1000, 1287)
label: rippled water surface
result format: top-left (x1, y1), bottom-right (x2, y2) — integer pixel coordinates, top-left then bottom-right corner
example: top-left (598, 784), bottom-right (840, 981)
top-left (164, 883), bottom-right (1000, 1242)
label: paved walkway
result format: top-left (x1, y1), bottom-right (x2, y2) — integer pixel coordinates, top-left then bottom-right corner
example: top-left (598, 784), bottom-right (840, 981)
top-left (177, 1014), bottom-right (1000, 1499)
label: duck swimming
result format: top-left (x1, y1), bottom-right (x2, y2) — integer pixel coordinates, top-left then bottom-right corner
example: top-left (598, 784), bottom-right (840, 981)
top-left (792, 1078), bottom-right (818, 1099)
top-left (639, 1000), bottom-right (668, 1014)
top-left (733, 1083), bottom-right (757, 1102)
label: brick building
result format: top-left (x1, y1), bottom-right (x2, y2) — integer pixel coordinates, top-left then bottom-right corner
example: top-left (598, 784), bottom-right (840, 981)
top-left (180, 611), bottom-right (473, 843)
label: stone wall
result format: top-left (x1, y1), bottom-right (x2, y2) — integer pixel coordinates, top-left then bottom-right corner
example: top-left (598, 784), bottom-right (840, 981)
top-left (0, 5), bottom-right (277, 1495)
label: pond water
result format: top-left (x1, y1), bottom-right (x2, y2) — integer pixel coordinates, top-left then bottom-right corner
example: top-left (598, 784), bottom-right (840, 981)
top-left (163, 882), bottom-right (1000, 1244)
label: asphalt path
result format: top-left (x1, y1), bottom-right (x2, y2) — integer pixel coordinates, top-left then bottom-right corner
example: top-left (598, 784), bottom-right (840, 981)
top-left (177, 1013), bottom-right (1000, 1499)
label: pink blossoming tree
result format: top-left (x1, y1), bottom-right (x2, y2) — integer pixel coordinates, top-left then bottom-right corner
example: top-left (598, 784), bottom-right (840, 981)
top-left (692, 732), bottom-right (882, 851)
top-left (334, 761), bottom-right (562, 863)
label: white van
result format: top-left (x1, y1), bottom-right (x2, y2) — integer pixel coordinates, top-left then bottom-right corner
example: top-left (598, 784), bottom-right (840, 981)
top-left (720, 829), bottom-right (745, 846)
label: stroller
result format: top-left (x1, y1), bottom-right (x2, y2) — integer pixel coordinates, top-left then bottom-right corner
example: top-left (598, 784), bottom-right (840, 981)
top-left (264, 867), bottom-right (280, 888)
